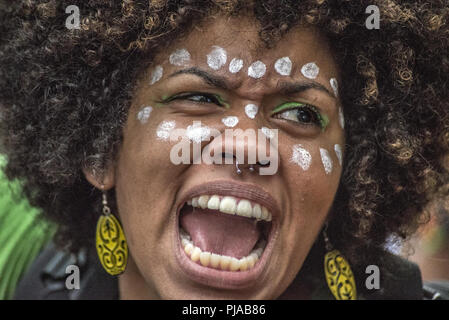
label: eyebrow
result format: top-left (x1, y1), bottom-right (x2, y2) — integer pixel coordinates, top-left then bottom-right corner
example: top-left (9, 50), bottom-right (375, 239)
top-left (278, 81), bottom-right (335, 99)
top-left (169, 67), bottom-right (336, 99)
top-left (169, 67), bottom-right (231, 90)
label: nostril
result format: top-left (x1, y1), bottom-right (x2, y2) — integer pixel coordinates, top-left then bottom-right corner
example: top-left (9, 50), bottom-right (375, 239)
top-left (220, 153), bottom-right (269, 173)
top-left (257, 160), bottom-right (270, 167)
top-left (221, 152), bottom-right (234, 160)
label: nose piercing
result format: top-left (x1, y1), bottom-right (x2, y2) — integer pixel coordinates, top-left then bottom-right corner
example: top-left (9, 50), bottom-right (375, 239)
top-left (229, 153), bottom-right (265, 175)
top-left (236, 162), bottom-right (256, 174)
top-left (235, 160), bottom-right (242, 174)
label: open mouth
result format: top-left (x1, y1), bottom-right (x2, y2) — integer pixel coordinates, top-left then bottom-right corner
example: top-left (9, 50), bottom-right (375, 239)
top-left (178, 195), bottom-right (273, 272)
top-left (173, 181), bottom-right (279, 289)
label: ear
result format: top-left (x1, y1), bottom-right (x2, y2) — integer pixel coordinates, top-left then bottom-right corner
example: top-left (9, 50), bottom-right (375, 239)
top-left (82, 162), bottom-right (115, 190)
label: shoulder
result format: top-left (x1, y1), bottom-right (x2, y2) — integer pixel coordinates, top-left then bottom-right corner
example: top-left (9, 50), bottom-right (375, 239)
top-left (13, 242), bottom-right (449, 300)
top-left (358, 251), bottom-right (449, 300)
top-left (13, 242), bottom-right (118, 300)
top-left (357, 251), bottom-right (423, 299)
top-left (301, 242), bottom-right (428, 300)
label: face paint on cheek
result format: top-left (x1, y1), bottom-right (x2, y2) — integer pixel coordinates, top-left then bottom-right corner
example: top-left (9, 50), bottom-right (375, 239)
top-left (244, 104), bottom-right (259, 119)
top-left (169, 49), bottom-right (191, 66)
top-left (330, 78), bottom-right (338, 97)
top-left (149, 65), bottom-right (163, 85)
top-left (186, 123), bottom-right (211, 143)
top-left (338, 107), bottom-right (345, 129)
top-left (136, 106), bottom-right (153, 124)
top-left (274, 57), bottom-right (292, 76)
top-left (248, 61), bottom-right (266, 79)
top-left (222, 116), bottom-right (239, 127)
top-left (206, 46), bottom-right (227, 71)
top-left (261, 127), bottom-right (275, 140)
top-left (291, 144), bottom-right (312, 171)
top-left (229, 58), bottom-right (243, 73)
top-left (320, 147), bottom-right (333, 175)
top-left (301, 62), bottom-right (320, 79)
top-left (156, 120), bottom-right (176, 140)
top-left (334, 144), bottom-right (343, 166)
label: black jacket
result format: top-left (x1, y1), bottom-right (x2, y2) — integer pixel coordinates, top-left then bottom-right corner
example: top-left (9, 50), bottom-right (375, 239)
top-left (13, 242), bottom-right (448, 300)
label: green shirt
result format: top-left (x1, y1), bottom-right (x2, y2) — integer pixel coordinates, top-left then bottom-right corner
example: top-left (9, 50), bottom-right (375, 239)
top-left (0, 155), bottom-right (56, 299)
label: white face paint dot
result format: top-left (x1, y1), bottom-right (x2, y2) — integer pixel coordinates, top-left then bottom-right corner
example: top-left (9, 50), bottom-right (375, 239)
top-left (334, 144), bottom-right (343, 166)
top-left (229, 58), bottom-right (243, 73)
top-left (207, 46), bottom-right (227, 71)
top-left (156, 120), bottom-right (176, 140)
top-left (291, 144), bottom-right (312, 171)
top-left (320, 148), bottom-right (333, 175)
top-left (186, 124), bottom-right (211, 143)
top-left (274, 57), bottom-right (292, 76)
top-left (149, 65), bottom-right (163, 85)
top-left (137, 106), bottom-right (153, 124)
top-left (244, 104), bottom-right (259, 119)
top-left (338, 107), bottom-right (345, 129)
top-left (248, 61), bottom-right (266, 79)
top-left (330, 78), bottom-right (338, 97)
top-left (301, 62), bottom-right (320, 79)
top-left (222, 116), bottom-right (239, 127)
top-left (261, 127), bottom-right (275, 140)
top-left (169, 49), bottom-right (191, 66)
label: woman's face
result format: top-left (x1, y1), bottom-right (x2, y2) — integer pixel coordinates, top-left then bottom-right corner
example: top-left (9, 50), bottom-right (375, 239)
top-left (99, 15), bottom-right (344, 299)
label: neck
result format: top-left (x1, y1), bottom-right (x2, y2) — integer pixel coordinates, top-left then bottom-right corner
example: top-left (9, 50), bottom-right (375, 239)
top-left (118, 257), bottom-right (160, 300)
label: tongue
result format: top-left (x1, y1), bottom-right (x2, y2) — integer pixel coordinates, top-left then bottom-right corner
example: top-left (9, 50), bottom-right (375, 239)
top-left (180, 207), bottom-right (260, 259)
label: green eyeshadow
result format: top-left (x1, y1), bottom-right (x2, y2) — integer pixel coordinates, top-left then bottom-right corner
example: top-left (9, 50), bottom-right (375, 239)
top-left (271, 102), bottom-right (329, 131)
top-left (159, 93), bottom-right (230, 109)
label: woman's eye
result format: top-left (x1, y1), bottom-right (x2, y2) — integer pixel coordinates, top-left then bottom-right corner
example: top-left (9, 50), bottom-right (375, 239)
top-left (279, 109), bottom-right (315, 123)
top-left (165, 92), bottom-right (226, 107)
top-left (272, 102), bottom-right (329, 130)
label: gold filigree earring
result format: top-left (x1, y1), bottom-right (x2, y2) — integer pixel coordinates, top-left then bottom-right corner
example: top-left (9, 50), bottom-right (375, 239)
top-left (95, 186), bottom-right (128, 276)
top-left (323, 224), bottom-right (357, 300)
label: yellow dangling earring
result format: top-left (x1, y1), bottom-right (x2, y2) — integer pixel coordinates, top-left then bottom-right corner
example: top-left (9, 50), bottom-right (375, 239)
top-left (96, 186), bottom-right (128, 276)
top-left (323, 224), bottom-right (357, 300)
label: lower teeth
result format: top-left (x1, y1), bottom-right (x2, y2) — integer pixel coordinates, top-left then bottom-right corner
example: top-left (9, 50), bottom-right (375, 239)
top-left (180, 228), bottom-right (267, 272)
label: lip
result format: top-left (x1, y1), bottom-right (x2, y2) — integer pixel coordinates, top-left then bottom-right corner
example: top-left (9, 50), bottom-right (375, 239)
top-left (173, 180), bottom-right (280, 290)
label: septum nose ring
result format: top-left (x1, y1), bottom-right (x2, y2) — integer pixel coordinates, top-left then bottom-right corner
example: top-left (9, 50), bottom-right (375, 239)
top-left (224, 153), bottom-right (268, 174)
top-left (236, 160), bottom-right (243, 175)
top-left (235, 160), bottom-right (254, 174)
top-left (235, 161), bottom-right (261, 174)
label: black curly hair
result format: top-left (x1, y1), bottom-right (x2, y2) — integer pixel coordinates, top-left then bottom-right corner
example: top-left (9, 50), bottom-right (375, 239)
top-left (0, 0), bottom-right (448, 271)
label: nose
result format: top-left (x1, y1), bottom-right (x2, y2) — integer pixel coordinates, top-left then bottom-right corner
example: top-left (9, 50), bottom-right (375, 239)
top-left (202, 123), bottom-right (277, 175)
top-left (220, 152), bottom-right (271, 175)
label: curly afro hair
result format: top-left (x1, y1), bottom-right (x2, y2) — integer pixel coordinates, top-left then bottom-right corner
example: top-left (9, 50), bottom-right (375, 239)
top-left (0, 0), bottom-right (448, 270)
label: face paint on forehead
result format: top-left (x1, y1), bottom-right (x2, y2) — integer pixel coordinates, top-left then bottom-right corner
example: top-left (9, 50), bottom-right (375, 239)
top-left (301, 62), bottom-right (319, 79)
top-left (291, 144), bottom-right (312, 171)
top-left (137, 106), bottom-right (153, 124)
top-left (244, 104), bottom-right (258, 119)
top-left (274, 57), bottom-right (292, 76)
top-left (320, 147), bottom-right (333, 175)
top-left (156, 120), bottom-right (176, 141)
top-left (206, 46), bottom-right (227, 71)
top-left (222, 116), bottom-right (239, 127)
top-left (248, 61), bottom-right (266, 79)
top-left (149, 65), bottom-right (163, 85)
top-left (229, 58), bottom-right (243, 74)
top-left (169, 49), bottom-right (191, 66)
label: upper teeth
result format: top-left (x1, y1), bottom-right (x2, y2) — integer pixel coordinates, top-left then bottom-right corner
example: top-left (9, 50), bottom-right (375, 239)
top-left (187, 195), bottom-right (272, 222)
